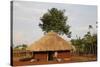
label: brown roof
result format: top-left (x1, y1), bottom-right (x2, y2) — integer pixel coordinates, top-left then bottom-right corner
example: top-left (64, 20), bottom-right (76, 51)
top-left (27, 32), bottom-right (75, 51)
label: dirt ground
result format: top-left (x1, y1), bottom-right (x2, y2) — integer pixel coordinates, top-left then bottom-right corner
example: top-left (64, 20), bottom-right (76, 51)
top-left (12, 55), bottom-right (97, 66)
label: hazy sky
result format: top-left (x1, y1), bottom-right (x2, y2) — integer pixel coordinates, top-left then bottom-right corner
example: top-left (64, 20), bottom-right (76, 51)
top-left (13, 1), bottom-right (97, 46)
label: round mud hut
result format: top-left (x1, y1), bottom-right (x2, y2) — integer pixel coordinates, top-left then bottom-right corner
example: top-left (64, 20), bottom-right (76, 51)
top-left (27, 32), bottom-right (75, 61)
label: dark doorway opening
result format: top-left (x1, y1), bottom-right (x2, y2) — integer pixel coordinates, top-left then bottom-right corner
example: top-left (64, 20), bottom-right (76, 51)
top-left (48, 51), bottom-right (54, 61)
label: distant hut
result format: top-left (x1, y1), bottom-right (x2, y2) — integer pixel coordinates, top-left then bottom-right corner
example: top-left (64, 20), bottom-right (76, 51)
top-left (27, 32), bottom-right (75, 61)
top-left (13, 50), bottom-right (32, 57)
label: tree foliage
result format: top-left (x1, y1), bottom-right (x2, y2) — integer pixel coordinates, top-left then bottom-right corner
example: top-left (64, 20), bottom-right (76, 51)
top-left (14, 44), bottom-right (27, 50)
top-left (39, 8), bottom-right (71, 37)
top-left (71, 25), bottom-right (97, 55)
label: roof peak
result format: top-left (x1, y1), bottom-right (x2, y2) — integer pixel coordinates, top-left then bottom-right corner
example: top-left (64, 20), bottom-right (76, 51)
top-left (46, 31), bottom-right (58, 35)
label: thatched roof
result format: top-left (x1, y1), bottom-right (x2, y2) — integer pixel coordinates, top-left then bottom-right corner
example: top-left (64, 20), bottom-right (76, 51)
top-left (27, 32), bottom-right (75, 51)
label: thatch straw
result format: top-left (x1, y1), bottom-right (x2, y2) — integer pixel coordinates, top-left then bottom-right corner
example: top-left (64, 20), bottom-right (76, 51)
top-left (27, 32), bottom-right (75, 51)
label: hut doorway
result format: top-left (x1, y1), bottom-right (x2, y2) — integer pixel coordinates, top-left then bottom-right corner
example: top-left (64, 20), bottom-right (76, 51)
top-left (48, 51), bottom-right (54, 61)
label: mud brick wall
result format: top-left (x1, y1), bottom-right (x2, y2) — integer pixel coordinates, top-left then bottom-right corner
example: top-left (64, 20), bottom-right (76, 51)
top-left (57, 50), bottom-right (70, 59)
top-left (33, 52), bottom-right (48, 61)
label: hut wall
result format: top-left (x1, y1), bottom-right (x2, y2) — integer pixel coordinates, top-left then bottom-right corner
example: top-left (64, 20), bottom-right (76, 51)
top-left (33, 52), bottom-right (48, 61)
top-left (57, 50), bottom-right (70, 59)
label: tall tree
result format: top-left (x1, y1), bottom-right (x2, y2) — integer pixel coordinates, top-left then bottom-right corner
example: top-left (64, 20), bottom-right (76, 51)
top-left (89, 25), bottom-right (93, 34)
top-left (83, 32), bottom-right (92, 54)
top-left (83, 31), bottom-right (97, 55)
top-left (71, 25), bottom-right (97, 56)
top-left (39, 8), bottom-right (71, 37)
top-left (92, 34), bottom-right (97, 55)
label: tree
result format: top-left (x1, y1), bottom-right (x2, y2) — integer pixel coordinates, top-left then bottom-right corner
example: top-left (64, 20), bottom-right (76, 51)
top-left (14, 44), bottom-right (27, 50)
top-left (71, 37), bottom-right (84, 55)
top-left (83, 31), bottom-right (92, 55)
top-left (22, 44), bottom-right (27, 50)
top-left (39, 8), bottom-right (71, 37)
top-left (89, 25), bottom-right (93, 34)
top-left (83, 31), bottom-right (97, 55)
top-left (92, 34), bottom-right (97, 55)
top-left (88, 25), bottom-right (97, 55)
top-left (71, 25), bottom-right (97, 56)
top-left (89, 25), bottom-right (93, 29)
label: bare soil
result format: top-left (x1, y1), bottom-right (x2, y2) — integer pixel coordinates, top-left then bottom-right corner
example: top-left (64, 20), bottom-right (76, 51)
top-left (12, 55), bottom-right (97, 66)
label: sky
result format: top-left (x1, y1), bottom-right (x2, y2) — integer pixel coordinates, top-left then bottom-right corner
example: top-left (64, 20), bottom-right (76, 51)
top-left (13, 1), bottom-right (97, 47)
